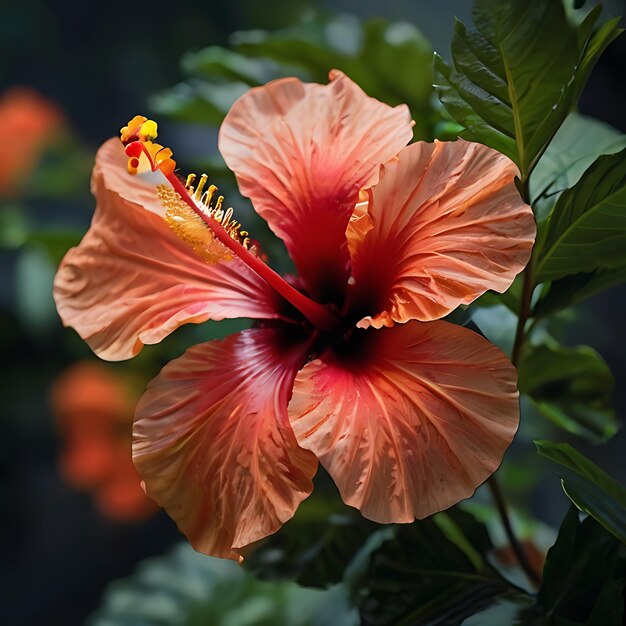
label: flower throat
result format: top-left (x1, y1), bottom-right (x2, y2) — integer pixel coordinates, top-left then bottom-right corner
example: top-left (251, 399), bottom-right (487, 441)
top-left (119, 115), bottom-right (339, 333)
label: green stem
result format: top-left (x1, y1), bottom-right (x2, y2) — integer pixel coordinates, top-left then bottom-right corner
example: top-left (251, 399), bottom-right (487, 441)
top-left (487, 476), bottom-right (542, 589)
top-left (511, 256), bottom-right (534, 365)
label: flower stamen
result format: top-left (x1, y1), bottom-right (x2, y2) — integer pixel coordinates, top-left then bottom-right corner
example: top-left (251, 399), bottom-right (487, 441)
top-left (158, 174), bottom-right (254, 264)
top-left (182, 174), bottom-right (251, 250)
top-left (119, 115), bottom-right (341, 332)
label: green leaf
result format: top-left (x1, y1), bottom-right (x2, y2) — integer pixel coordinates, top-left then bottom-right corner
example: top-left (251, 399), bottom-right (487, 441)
top-left (358, 509), bottom-right (513, 626)
top-left (536, 441), bottom-right (626, 544)
top-left (460, 593), bottom-right (539, 625)
top-left (154, 14), bottom-right (444, 141)
top-left (538, 506), bottom-right (626, 625)
top-left (531, 113), bottom-right (626, 223)
top-left (530, 116), bottom-right (626, 315)
top-left (434, 52), bottom-right (516, 159)
top-left (234, 16), bottom-right (436, 124)
top-left (570, 13), bottom-right (623, 107)
top-left (470, 304), bottom-right (518, 355)
top-left (534, 264), bottom-right (626, 317)
top-left (244, 494), bottom-right (380, 588)
top-left (534, 148), bottom-right (626, 283)
top-left (89, 542), bottom-right (359, 626)
top-left (181, 47), bottom-right (291, 85)
top-left (231, 14), bottom-right (354, 81)
top-left (435, 1), bottom-right (619, 178)
top-left (586, 578), bottom-right (626, 625)
top-left (356, 19), bottom-right (434, 113)
top-left (518, 343), bottom-right (619, 443)
top-left (150, 80), bottom-right (249, 124)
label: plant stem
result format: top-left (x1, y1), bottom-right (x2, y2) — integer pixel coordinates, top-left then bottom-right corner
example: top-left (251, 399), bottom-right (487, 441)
top-left (511, 257), bottom-right (534, 365)
top-left (487, 476), bottom-right (542, 588)
top-left (488, 176), bottom-right (542, 589)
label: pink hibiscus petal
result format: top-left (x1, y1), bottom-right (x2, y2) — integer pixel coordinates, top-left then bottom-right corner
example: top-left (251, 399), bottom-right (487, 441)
top-left (219, 71), bottom-right (413, 303)
top-left (53, 141), bottom-right (285, 361)
top-left (96, 138), bottom-right (169, 217)
top-left (289, 321), bottom-right (519, 523)
top-left (133, 327), bottom-right (318, 560)
top-left (346, 140), bottom-right (536, 327)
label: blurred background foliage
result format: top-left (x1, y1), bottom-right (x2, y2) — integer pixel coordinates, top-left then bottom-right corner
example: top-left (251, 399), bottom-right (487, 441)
top-left (1, 0), bottom-right (626, 624)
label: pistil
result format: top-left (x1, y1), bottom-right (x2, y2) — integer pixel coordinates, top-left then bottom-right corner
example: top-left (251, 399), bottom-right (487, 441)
top-left (164, 173), bottom-right (340, 333)
top-left (120, 115), bottom-right (340, 332)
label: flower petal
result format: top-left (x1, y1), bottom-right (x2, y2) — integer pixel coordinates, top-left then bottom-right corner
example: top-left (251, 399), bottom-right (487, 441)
top-left (96, 138), bottom-right (169, 216)
top-left (289, 321), bottom-right (519, 523)
top-left (54, 142), bottom-right (285, 361)
top-left (345, 140), bottom-right (536, 327)
top-left (133, 327), bottom-right (318, 560)
top-left (219, 71), bottom-right (413, 303)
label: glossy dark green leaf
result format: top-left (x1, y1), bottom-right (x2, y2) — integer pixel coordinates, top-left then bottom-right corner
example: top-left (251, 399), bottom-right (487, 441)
top-left (518, 343), bottom-right (619, 443)
top-left (570, 13), bottom-right (622, 107)
top-left (536, 441), bottom-right (626, 544)
top-left (434, 51), bottom-right (516, 159)
top-left (531, 118), bottom-right (626, 317)
top-left (435, 0), bottom-right (619, 179)
top-left (586, 578), bottom-right (626, 625)
top-left (538, 506), bottom-right (626, 625)
top-left (244, 495), bottom-right (380, 588)
top-left (534, 264), bottom-right (626, 317)
top-left (359, 509), bottom-right (513, 626)
top-left (534, 148), bottom-right (626, 283)
top-left (89, 542), bottom-right (359, 626)
top-left (531, 113), bottom-right (626, 223)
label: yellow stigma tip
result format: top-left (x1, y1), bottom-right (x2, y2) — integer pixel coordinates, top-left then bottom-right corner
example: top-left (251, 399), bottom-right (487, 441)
top-left (138, 119), bottom-right (158, 141)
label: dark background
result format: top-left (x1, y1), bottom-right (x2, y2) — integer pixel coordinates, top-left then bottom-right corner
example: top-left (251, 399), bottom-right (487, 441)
top-left (1, 1), bottom-right (625, 624)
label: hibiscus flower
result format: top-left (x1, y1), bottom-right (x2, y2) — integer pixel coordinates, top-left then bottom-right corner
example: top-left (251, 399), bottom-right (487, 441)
top-left (54, 71), bottom-right (535, 560)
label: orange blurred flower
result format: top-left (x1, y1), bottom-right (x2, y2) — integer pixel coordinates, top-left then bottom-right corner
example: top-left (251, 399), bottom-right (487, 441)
top-left (51, 361), bottom-right (157, 522)
top-left (0, 87), bottom-right (64, 197)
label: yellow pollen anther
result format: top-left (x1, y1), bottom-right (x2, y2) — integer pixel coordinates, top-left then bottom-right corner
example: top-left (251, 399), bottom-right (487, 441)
top-left (159, 173), bottom-right (255, 256)
top-left (138, 119), bottom-right (158, 141)
top-left (159, 185), bottom-right (232, 264)
top-left (201, 184), bottom-right (218, 207)
top-left (194, 174), bottom-right (208, 200)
